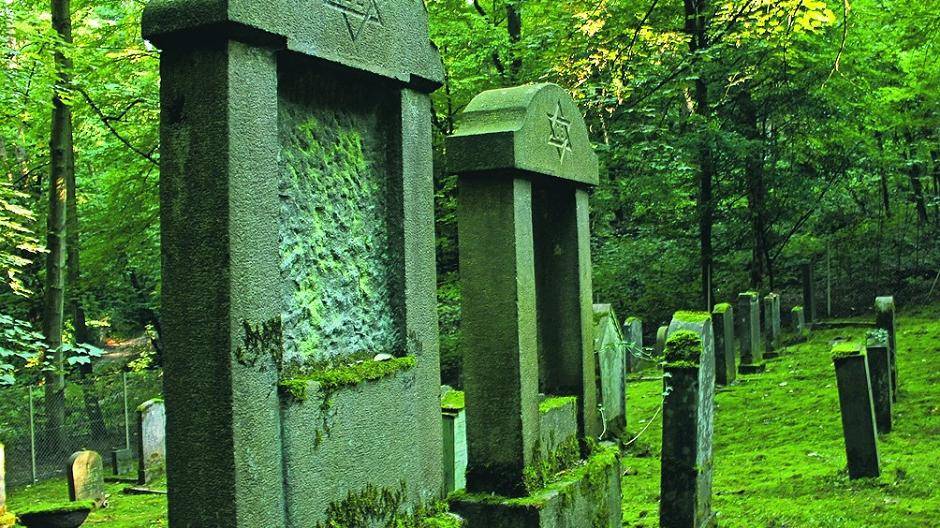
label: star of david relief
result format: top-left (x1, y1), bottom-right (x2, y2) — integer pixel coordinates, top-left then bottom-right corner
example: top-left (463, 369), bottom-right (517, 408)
top-left (324, 0), bottom-right (384, 42)
top-left (547, 101), bottom-right (573, 163)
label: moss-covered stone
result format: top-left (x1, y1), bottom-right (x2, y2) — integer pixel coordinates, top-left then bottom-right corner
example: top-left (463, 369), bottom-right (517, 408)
top-left (441, 389), bottom-right (466, 412)
top-left (832, 342), bottom-right (863, 360)
top-left (279, 356), bottom-right (416, 401)
top-left (712, 303), bottom-right (732, 314)
top-left (672, 311), bottom-right (711, 324)
top-left (664, 330), bottom-right (702, 366)
top-left (538, 396), bottom-right (576, 415)
top-left (15, 501), bottom-right (94, 516)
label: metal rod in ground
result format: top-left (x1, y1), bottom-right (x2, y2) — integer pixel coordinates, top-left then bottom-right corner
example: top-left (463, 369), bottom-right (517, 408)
top-left (123, 371), bottom-right (131, 449)
top-left (28, 385), bottom-right (36, 482)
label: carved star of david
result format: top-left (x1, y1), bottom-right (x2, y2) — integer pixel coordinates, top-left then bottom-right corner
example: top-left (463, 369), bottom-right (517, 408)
top-left (547, 101), bottom-right (573, 163)
top-left (326, 0), bottom-right (384, 42)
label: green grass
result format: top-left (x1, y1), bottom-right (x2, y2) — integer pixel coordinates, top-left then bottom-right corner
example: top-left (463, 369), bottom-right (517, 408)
top-left (6, 477), bottom-right (167, 528)
top-left (622, 303), bottom-right (940, 527)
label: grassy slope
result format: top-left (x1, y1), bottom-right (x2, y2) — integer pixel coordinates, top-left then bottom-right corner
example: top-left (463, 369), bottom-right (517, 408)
top-left (623, 304), bottom-right (940, 527)
top-left (6, 477), bottom-right (167, 527)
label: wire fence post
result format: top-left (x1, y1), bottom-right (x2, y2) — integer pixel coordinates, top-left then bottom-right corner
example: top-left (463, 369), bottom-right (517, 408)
top-left (28, 385), bottom-right (36, 483)
top-left (123, 371), bottom-right (131, 450)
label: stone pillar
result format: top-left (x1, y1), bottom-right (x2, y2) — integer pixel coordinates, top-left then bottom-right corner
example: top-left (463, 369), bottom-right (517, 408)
top-left (623, 317), bottom-right (644, 372)
top-left (660, 312), bottom-right (716, 528)
top-left (711, 304), bottom-right (736, 386)
top-left (449, 84), bottom-right (620, 527)
top-left (143, 1), bottom-right (445, 525)
top-left (762, 293), bottom-right (781, 357)
top-left (874, 296), bottom-right (897, 400)
top-left (737, 292), bottom-right (764, 373)
top-left (865, 335), bottom-right (893, 434)
top-left (802, 263), bottom-right (817, 323)
top-left (441, 388), bottom-right (467, 495)
top-left (791, 306), bottom-right (806, 334)
top-left (832, 343), bottom-right (880, 479)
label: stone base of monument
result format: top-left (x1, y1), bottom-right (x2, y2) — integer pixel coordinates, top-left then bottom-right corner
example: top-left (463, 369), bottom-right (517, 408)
top-left (449, 444), bottom-right (622, 528)
top-left (739, 362), bottom-right (766, 374)
top-left (763, 350), bottom-right (780, 359)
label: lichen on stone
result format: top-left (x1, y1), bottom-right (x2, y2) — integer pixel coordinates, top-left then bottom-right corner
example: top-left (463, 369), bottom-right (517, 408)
top-left (664, 330), bottom-right (702, 366)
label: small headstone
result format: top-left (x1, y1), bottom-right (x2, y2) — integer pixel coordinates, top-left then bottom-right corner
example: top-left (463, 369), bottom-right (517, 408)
top-left (655, 325), bottom-right (669, 357)
top-left (737, 292), bottom-right (765, 374)
top-left (137, 399), bottom-right (166, 485)
top-left (865, 334), bottom-right (893, 434)
top-left (660, 312), bottom-right (715, 528)
top-left (832, 343), bottom-right (880, 479)
top-left (441, 388), bottom-right (467, 495)
top-left (110, 448), bottom-right (134, 476)
top-left (711, 304), bottom-right (736, 386)
top-left (874, 296), bottom-right (897, 400)
top-left (802, 263), bottom-right (817, 323)
top-left (791, 305), bottom-right (806, 334)
top-left (623, 317), bottom-right (645, 372)
top-left (593, 304), bottom-right (626, 436)
top-left (67, 450), bottom-right (106, 503)
top-left (763, 293), bottom-right (782, 357)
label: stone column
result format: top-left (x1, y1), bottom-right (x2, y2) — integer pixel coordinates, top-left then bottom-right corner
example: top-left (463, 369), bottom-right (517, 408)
top-left (711, 304), bottom-right (736, 386)
top-left (874, 296), bottom-right (897, 400)
top-left (660, 311), bottom-right (716, 528)
top-left (832, 343), bottom-right (880, 479)
top-left (802, 263), bottom-right (817, 323)
top-left (623, 317), bottom-right (644, 372)
top-left (865, 335), bottom-right (893, 434)
top-left (763, 293), bottom-right (782, 358)
top-left (737, 292), bottom-right (764, 373)
top-left (143, 1), bottom-right (445, 525)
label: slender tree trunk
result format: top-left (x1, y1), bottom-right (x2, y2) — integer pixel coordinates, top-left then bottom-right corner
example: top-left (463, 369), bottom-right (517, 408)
top-left (738, 87), bottom-right (768, 289)
top-left (905, 133), bottom-right (929, 225)
top-left (506, 1), bottom-right (522, 81)
top-left (44, 0), bottom-right (72, 454)
top-left (875, 134), bottom-right (891, 217)
top-left (685, 0), bottom-right (714, 309)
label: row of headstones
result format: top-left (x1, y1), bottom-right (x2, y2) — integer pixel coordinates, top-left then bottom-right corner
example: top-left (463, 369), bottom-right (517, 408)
top-left (0, 399), bottom-right (166, 520)
top-left (832, 296), bottom-right (898, 480)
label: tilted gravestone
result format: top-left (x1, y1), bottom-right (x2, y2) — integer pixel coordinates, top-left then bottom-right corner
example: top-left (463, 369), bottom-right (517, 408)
top-left (447, 83), bottom-right (621, 527)
top-left (711, 303), bottom-right (736, 386)
top-left (763, 293), bottom-right (781, 358)
top-left (137, 399), bottom-right (166, 485)
top-left (593, 304), bottom-right (626, 436)
top-left (660, 312), bottom-right (716, 528)
top-left (802, 263), bottom-right (817, 323)
top-left (623, 317), bottom-right (647, 372)
top-left (737, 292), bottom-right (765, 373)
top-left (832, 343), bottom-right (880, 479)
top-left (441, 387), bottom-right (467, 495)
top-left (67, 451), bottom-right (106, 504)
top-left (143, 0), bottom-right (445, 525)
top-left (874, 296), bottom-right (897, 400)
top-left (865, 334), bottom-right (893, 434)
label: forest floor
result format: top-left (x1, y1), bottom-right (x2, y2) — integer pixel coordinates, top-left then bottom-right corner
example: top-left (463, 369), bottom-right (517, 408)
top-left (5, 305), bottom-right (939, 527)
top-left (622, 303), bottom-right (940, 527)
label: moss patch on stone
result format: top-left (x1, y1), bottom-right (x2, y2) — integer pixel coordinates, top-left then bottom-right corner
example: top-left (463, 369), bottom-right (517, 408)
top-left (317, 482), bottom-right (459, 528)
top-left (15, 500), bottom-right (94, 516)
top-left (713, 303), bottom-right (732, 314)
top-left (538, 395), bottom-right (576, 415)
top-left (523, 436), bottom-right (581, 493)
top-left (279, 356), bottom-right (415, 401)
top-left (672, 310), bottom-right (711, 324)
top-left (831, 342), bottom-right (863, 360)
top-left (664, 330), bottom-right (702, 366)
top-left (441, 389), bottom-right (465, 412)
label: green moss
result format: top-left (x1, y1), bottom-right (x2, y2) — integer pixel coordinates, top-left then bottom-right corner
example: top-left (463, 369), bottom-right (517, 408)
top-left (664, 330), bottom-right (702, 365)
top-left (831, 342), bottom-right (863, 360)
top-left (522, 436), bottom-right (581, 492)
top-left (672, 310), bottom-right (711, 324)
top-left (538, 396), bottom-right (575, 415)
top-left (135, 397), bottom-right (164, 412)
top-left (279, 356), bottom-right (416, 401)
top-left (713, 303), bottom-right (732, 314)
top-left (441, 389), bottom-right (465, 412)
top-left (317, 483), bottom-right (458, 528)
top-left (16, 500), bottom-right (94, 516)
top-left (792, 305), bottom-right (804, 313)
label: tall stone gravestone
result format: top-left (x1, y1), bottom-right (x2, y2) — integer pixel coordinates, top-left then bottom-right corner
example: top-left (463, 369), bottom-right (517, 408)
top-left (441, 387), bottom-right (467, 495)
top-left (802, 263), bottom-right (817, 323)
top-left (143, 1), bottom-right (445, 525)
top-left (623, 317), bottom-right (647, 372)
top-left (874, 296), bottom-right (897, 400)
top-left (737, 292), bottom-right (765, 373)
top-left (831, 343), bottom-right (880, 479)
top-left (865, 333), bottom-right (892, 434)
top-left (137, 399), bottom-right (166, 485)
top-left (593, 304), bottom-right (626, 436)
top-left (660, 312), bottom-right (716, 528)
top-left (67, 451), bottom-right (106, 504)
top-left (448, 83), bottom-right (621, 527)
top-left (763, 293), bottom-right (781, 358)
top-left (711, 303), bottom-right (736, 386)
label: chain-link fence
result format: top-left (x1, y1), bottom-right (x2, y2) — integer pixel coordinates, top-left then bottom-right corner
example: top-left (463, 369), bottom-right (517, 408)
top-left (0, 368), bottom-right (162, 487)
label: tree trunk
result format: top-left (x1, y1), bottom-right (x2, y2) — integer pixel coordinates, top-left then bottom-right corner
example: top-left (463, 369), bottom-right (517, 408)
top-left (44, 0), bottom-right (72, 455)
top-left (506, 1), bottom-right (522, 81)
top-left (685, 0), bottom-right (714, 309)
top-left (905, 134), bottom-right (928, 225)
top-left (738, 87), bottom-right (768, 289)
